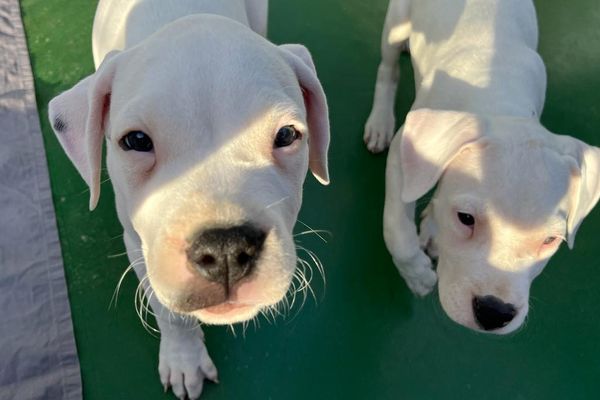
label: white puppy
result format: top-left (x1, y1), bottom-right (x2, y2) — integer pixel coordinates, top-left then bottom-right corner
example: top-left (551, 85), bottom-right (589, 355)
top-left (48, 0), bottom-right (329, 398)
top-left (364, 0), bottom-right (600, 334)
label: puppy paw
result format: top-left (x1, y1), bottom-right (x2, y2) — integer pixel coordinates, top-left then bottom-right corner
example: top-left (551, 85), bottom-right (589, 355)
top-left (364, 108), bottom-right (395, 153)
top-left (393, 251), bottom-right (437, 296)
top-left (159, 326), bottom-right (218, 400)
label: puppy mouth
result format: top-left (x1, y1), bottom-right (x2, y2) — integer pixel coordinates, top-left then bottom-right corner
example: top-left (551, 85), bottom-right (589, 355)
top-left (174, 284), bottom-right (256, 314)
top-left (169, 292), bottom-right (262, 322)
top-left (168, 277), bottom-right (267, 319)
top-left (200, 301), bottom-right (256, 315)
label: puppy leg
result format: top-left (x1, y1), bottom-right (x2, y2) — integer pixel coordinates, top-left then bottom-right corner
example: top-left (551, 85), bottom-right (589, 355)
top-left (244, 0), bottom-right (269, 37)
top-left (154, 306), bottom-right (218, 400)
top-left (124, 232), bottom-right (217, 400)
top-left (383, 132), bottom-right (437, 296)
top-left (364, 0), bottom-right (412, 153)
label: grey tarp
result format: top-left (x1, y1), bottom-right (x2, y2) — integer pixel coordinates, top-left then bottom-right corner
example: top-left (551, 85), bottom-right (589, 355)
top-left (0, 0), bottom-right (82, 399)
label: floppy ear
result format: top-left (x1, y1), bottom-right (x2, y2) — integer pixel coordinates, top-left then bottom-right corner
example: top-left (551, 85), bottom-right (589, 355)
top-left (400, 109), bottom-right (482, 202)
top-left (555, 136), bottom-right (600, 248)
top-left (48, 52), bottom-right (120, 210)
top-left (278, 44), bottom-right (330, 185)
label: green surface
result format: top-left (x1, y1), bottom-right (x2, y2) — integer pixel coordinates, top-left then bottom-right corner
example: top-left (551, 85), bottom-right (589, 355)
top-left (21, 0), bottom-right (600, 398)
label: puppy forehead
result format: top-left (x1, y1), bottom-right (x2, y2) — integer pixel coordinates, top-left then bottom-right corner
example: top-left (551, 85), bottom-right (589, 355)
top-left (445, 141), bottom-right (571, 227)
top-left (110, 16), bottom-right (304, 133)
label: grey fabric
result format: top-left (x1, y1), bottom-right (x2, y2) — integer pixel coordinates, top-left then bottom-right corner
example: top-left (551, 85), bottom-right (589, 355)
top-left (0, 1), bottom-right (82, 399)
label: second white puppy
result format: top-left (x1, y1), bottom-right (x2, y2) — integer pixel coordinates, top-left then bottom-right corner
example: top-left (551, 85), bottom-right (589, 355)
top-left (48, 0), bottom-right (329, 398)
top-left (365, 0), bottom-right (600, 333)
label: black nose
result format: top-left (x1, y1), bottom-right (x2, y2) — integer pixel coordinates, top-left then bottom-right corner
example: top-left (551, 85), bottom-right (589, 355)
top-left (472, 295), bottom-right (517, 331)
top-left (187, 224), bottom-right (266, 289)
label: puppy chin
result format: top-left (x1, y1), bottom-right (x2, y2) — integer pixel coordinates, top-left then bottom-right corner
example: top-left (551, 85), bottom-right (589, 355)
top-left (191, 282), bottom-right (291, 325)
top-left (152, 286), bottom-right (266, 325)
top-left (193, 303), bottom-right (262, 325)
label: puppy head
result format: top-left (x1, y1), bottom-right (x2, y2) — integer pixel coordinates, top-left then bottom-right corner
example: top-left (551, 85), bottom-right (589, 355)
top-left (48, 15), bottom-right (329, 324)
top-left (401, 109), bottom-right (600, 334)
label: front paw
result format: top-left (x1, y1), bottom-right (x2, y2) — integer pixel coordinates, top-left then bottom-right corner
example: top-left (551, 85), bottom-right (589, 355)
top-left (392, 251), bottom-right (437, 296)
top-left (364, 107), bottom-right (395, 153)
top-left (159, 326), bottom-right (218, 400)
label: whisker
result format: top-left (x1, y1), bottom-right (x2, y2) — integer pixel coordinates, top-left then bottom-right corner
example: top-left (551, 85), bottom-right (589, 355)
top-left (264, 196), bottom-right (290, 210)
top-left (109, 256), bottom-right (144, 309)
top-left (265, 238), bottom-right (327, 324)
top-left (228, 324), bottom-right (237, 337)
top-left (242, 320), bottom-right (249, 337)
top-left (134, 275), bottom-right (160, 336)
top-left (107, 251), bottom-right (129, 259)
top-left (296, 245), bottom-right (326, 289)
top-left (293, 229), bottom-right (332, 240)
top-left (296, 219), bottom-right (329, 243)
top-left (143, 285), bottom-right (157, 319)
top-left (253, 315), bottom-right (261, 330)
top-left (297, 264), bottom-right (315, 306)
top-left (109, 233), bottom-right (125, 241)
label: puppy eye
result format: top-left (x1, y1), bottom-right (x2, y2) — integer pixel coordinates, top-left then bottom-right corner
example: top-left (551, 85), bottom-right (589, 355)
top-left (543, 236), bottom-right (557, 245)
top-left (457, 212), bottom-right (475, 226)
top-left (274, 125), bottom-right (301, 148)
top-left (120, 131), bottom-right (154, 152)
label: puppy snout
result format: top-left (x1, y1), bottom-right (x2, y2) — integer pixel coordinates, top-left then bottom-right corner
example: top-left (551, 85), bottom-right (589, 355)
top-left (472, 295), bottom-right (517, 331)
top-left (186, 223), bottom-right (267, 290)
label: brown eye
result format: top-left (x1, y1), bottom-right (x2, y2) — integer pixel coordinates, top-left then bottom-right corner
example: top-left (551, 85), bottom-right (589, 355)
top-left (274, 125), bottom-right (301, 148)
top-left (543, 236), bottom-right (557, 245)
top-left (457, 212), bottom-right (475, 227)
top-left (120, 131), bottom-right (153, 152)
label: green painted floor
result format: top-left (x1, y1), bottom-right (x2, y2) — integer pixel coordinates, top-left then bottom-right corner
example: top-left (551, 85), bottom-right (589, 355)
top-left (20, 0), bottom-right (600, 398)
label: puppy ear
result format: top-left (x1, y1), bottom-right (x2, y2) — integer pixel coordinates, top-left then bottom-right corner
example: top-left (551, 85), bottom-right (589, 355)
top-left (279, 44), bottom-right (330, 185)
top-left (400, 109), bottom-right (482, 202)
top-left (556, 136), bottom-right (600, 248)
top-left (48, 51), bottom-right (120, 210)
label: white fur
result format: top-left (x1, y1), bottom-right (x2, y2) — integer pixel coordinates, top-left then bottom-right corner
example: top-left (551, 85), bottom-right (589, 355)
top-left (48, 1), bottom-right (329, 398)
top-left (366, 0), bottom-right (600, 333)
